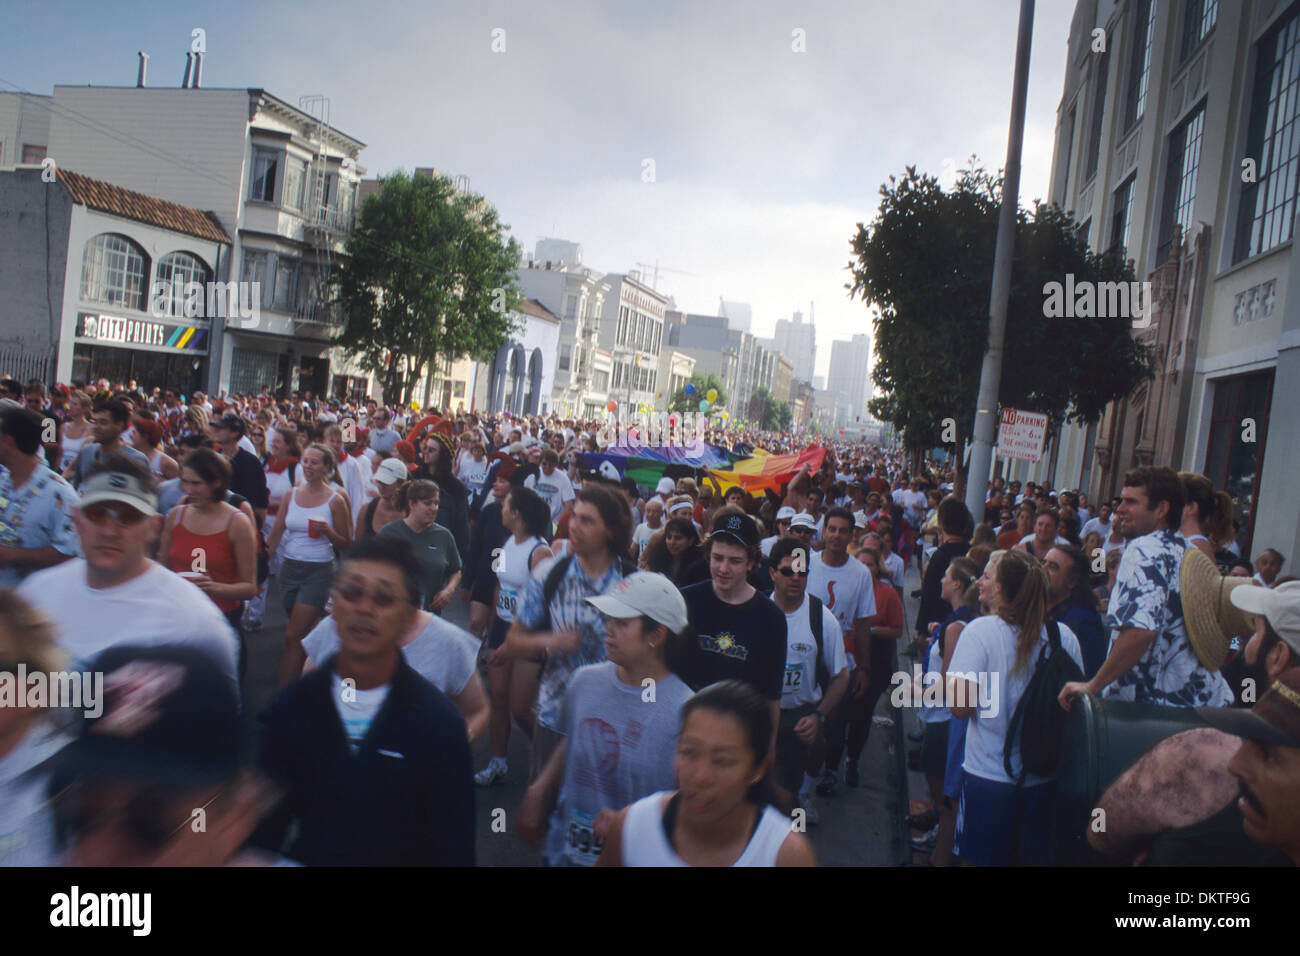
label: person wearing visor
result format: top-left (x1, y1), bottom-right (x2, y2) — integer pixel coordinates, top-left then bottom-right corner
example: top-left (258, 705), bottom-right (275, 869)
top-left (17, 453), bottom-right (239, 689)
top-left (518, 572), bottom-right (695, 865)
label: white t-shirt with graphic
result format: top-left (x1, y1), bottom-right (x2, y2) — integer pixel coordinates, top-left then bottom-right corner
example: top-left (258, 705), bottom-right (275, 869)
top-left (526, 468), bottom-right (576, 522)
top-left (781, 597), bottom-right (846, 709)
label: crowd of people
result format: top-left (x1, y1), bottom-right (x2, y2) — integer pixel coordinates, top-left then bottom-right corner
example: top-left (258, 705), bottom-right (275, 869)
top-left (0, 373), bottom-right (1296, 868)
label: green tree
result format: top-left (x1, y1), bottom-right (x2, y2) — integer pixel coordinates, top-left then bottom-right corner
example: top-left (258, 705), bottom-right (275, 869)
top-left (334, 170), bottom-right (523, 407)
top-left (846, 162), bottom-right (1154, 483)
top-left (746, 386), bottom-right (793, 430)
top-left (670, 372), bottom-right (727, 414)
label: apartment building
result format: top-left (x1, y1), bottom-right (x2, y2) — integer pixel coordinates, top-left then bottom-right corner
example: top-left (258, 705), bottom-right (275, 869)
top-left (515, 253), bottom-right (610, 416)
top-left (36, 59), bottom-right (365, 398)
top-left (598, 273), bottom-right (669, 412)
top-left (1042, 0), bottom-right (1298, 561)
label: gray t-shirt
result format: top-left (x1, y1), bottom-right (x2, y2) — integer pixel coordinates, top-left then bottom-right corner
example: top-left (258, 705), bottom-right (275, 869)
top-left (543, 661), bottom-right (693, 867)
top-left (301, 612), bottom-right (478, 697)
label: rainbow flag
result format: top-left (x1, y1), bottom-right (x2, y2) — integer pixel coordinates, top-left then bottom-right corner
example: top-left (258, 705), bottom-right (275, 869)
top-left (707, 445), bottom-right (826, 494)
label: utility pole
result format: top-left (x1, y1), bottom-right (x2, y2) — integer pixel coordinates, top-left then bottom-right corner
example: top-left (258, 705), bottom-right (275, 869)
top-left (964, 0), bottom-right (1034, 520)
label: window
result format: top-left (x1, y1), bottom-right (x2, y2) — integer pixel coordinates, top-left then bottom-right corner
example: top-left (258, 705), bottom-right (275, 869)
top-left (1235, 10), bottom-right (1300, 262)
top-left (573, 345), bottom-right (582, 374)
top-left (1085, 43), bottom-right (1111, 182)
top-left (1204, 370), bottom-right (1273, 557)
top-left (1157, 104), bottom-right (1206, 262)
top-left (1180, 0), bottom-right (1217, 62)
top-left (564, 295), bottom-right (577, 319)
top-left (283, 157), bottom-right (307, 212)
top-left (593, 370), bottom-right (609, 392)
top-left (241, 249), bottom-right (269, 307)
top-left (250, 148), bottom-right (279, 203)
top-left (22, 144), bottom-right (46, 164)
top-left (1076, 217), bottom-right (1092, 246)
top-left (1055, 106), bottom-right (1077, 201)
top-left (273, 257), bottom-right (298, 312)
top-left (81, 234), bottom-right (149, 310)
top-left (1110, 175), bottom-right (1137, 256)
top-left (1123, 0), bottom-right (1157, 131)
top-left (154, 251), bottom-right (212, 318)
top-left (558, 344), bottom-right (571, 371)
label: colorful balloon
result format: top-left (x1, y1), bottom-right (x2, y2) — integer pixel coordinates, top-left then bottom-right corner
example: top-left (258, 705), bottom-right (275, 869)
top-left (699, 400), bottom-right (710, 413)
top-left (607, 400), bottom-right (618, 412)
top-left (685, 383), bottom-right (695, 395)
top-left (706, 388), bottom-right (718, 403)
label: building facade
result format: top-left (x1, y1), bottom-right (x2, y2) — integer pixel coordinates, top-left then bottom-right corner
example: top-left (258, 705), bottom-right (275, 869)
top-left (597, 273), bottom-right (669, 412)
top-left (474, 297), bottom-right (561, 415)
top-left (1042, 0), bottom-right (1298, 563)
top-left (515, 254), bottom-right (610, 417)
top-left (773, 309), bottom-right (817, 383)
top-left (0, 167), bottom-right (230, 394)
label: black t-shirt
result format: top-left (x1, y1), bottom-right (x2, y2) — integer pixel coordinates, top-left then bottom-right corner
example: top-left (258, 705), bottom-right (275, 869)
top-left (916, 539), bottom-right (969, 635)
top-left (228, 448), bottom-right (270, 517)
top-left (680, 581), bottom-right (786, 701)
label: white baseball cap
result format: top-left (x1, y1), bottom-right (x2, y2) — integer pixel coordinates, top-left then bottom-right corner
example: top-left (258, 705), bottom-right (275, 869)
top-left (1231, 580), bottom-right (1300, 656)
top-left (790, 513), bottom-right (817, 530)
top-left (586, 572), bottom-right (689, 633)
top-left (776, 506), bottom-right (796, 522)
top-left (373, 457), bottom-right (410, 485)
top-left (656, 477), bottom-right (676, 495)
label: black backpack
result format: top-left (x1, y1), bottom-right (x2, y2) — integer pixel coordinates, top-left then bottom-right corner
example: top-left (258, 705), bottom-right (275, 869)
top-left (806, 595), bottom-right (831, 694)
top-left (1002, 619), bottom-right (1083, 784)
top-left (540, 553), bottom-right (637, 631)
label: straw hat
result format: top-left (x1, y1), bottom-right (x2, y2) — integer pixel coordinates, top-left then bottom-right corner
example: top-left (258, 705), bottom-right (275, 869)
top-left (1179, 546), bottom-right (1257, 670)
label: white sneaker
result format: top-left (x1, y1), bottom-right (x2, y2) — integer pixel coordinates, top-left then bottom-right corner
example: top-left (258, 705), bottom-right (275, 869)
top-left (474, 762), bottom-right (507, 786)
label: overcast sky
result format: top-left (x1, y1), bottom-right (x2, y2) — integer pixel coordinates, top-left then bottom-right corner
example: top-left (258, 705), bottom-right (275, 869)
top-left (4, 0), bottom-right (1077, 379)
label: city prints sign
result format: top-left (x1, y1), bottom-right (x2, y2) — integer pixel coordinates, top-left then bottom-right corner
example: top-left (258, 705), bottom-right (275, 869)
top-left (77, 313), bottom-right (208, 353)
top-left (997, 408), bottom-right (1047, 462)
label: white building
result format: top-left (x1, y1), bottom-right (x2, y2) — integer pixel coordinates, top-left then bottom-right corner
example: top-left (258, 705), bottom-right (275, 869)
top-left (598, 273), bottom-right (669, 412)
top-left (774, 309), bottom-right (817, 384)
top-left (38, 64), bottom-right (366, 399)
top-left (1040, 0), bottom-right (1300, 563)
top-left (473, 298), bottom-right (561, 415)
top-left (0, 92), bottom-right (49, 166)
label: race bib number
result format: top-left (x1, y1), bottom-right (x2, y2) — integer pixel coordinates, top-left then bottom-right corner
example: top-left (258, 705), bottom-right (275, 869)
top-left (783, 663), bottom-right (804, 690)
top-left (566, 808), bottom-right (603, 866)
top-left (497, 586), bottom-right (518, 619)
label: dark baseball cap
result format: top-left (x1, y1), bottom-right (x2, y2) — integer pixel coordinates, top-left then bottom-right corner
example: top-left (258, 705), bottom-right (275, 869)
top-left (1198, 667), bottom-right (1300, 748)
top-left (48, 645), bottom-right (241, 789)
top-left (709, 511), bottom-right (759, 549)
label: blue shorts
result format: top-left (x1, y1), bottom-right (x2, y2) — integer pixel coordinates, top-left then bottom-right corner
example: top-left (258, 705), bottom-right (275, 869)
top-left (943, 717), bottom-right (968, 800)
top-left (954, 772), bottom-right (1055, 867)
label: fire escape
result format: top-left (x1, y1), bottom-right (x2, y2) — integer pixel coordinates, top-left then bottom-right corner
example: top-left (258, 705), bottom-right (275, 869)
top-left (296, 94), bottom-right (351, 331)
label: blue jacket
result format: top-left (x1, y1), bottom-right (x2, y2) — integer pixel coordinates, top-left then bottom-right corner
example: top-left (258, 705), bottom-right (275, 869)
top-left (254, 654), bottom-right (474, 866)
top-left (1050, 600), bottom-right (1107, 681)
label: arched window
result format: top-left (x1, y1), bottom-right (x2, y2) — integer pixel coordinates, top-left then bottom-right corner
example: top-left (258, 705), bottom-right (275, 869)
top-left (81, 234), bottom-right (150, 311)
top-left (154, 251), bottom-right (213, 319)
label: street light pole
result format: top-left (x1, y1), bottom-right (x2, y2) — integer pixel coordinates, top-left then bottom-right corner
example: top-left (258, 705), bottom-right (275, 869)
top-left (964, 0), bottom-right (1034, 519)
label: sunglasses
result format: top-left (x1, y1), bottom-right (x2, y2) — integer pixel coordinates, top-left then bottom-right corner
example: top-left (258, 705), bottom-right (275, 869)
top-left (775, 567), bottom-right (808, 578)
top-left (334, 581), bottom-right (402, 608)
top-left (81, 502), bottom-right (149, 526)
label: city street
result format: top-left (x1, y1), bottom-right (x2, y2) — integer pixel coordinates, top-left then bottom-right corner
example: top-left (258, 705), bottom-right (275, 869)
top-left (239, 565), bottom-right (915, 866)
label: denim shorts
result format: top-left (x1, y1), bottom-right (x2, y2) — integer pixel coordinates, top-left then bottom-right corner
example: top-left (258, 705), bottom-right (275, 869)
top-left (279, 557), bottom-right (334, 614)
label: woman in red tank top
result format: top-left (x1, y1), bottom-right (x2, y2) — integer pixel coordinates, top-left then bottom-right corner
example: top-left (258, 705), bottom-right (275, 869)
top-left (159, 448), bottom-right (259, 674)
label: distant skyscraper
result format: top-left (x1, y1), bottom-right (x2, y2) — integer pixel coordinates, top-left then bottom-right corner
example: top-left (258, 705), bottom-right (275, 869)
top-left (719, 300), bottom-right (753, 333)
top-left (774, 310), bottom-right (816, 383)
top-left (827, 334), bottom-right (871, 426)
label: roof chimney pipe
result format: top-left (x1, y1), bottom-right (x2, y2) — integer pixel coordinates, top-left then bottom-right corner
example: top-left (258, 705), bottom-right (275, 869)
top-left (191, 52), bottom-right (202, 88)
top-left (137, 52), bottom-right (149, 88)
top-left (182, 52), bottom-right (193, 88)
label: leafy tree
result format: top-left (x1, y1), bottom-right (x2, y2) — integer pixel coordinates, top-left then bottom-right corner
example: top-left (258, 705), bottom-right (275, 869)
top-left (846, 162), bottom-right (1154, 483)
top-left (334, 170), bottom-right (523, 407)
top-left (747, 386), bottom-right (793, 431)
top-left (670, 372), bottom-right (727, 414)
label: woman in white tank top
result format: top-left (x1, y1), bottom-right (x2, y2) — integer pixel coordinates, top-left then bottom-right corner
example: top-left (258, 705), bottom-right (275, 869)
top-left (597, 681), bottom-right (816, 867)
top-left (265, 442), bottom-right (354, 688)
top-left (474, 486), bottom-right (553, 788)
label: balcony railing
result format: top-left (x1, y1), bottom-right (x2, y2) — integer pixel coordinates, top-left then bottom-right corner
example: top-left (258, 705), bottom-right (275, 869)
top-left (294, 299), bottom-right (345, 326)
top-left (303, 204), bottom-right (355, 235)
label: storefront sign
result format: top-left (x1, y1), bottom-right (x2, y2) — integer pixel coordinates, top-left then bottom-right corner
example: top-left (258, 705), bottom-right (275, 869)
top-left (77, 313), bottom-right (208, 353)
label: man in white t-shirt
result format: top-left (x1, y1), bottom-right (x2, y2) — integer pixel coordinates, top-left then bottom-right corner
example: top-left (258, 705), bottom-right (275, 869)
top-left (768, 536), bottom-right (849, 821)
top-left (1081, 502), bottom-right (1112, 540)
top-left (761, 506), bottom-right (796, 557)
top-left (17, 455), bottom-right (240, 693)
top-left (525, 448), bottom-right (576, 524)
top-left (632, 497), bottom-right (665, 559)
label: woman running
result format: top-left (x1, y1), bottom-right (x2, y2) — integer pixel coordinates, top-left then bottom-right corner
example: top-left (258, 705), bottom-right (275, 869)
top-left (159, 448), bottom-right (259, 676)
top-left (640, 517), bottom-right (708, 587)
top-left (376, 480), bottom-right (460, 613)
top-left (475, 486), bottom-right (553, 786)
top-left (58, 389), bottom-right (92, 476)
top-left (265, 442), bottom-right (353, 687)
top-left (130, 417), bottom-right (179, 481)
top-left (597, 680), bottom-right (816, 867)
top-left (355, 457), bottom-right (409, 540)
top-left (517, 571), bottom-right (695, 865)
